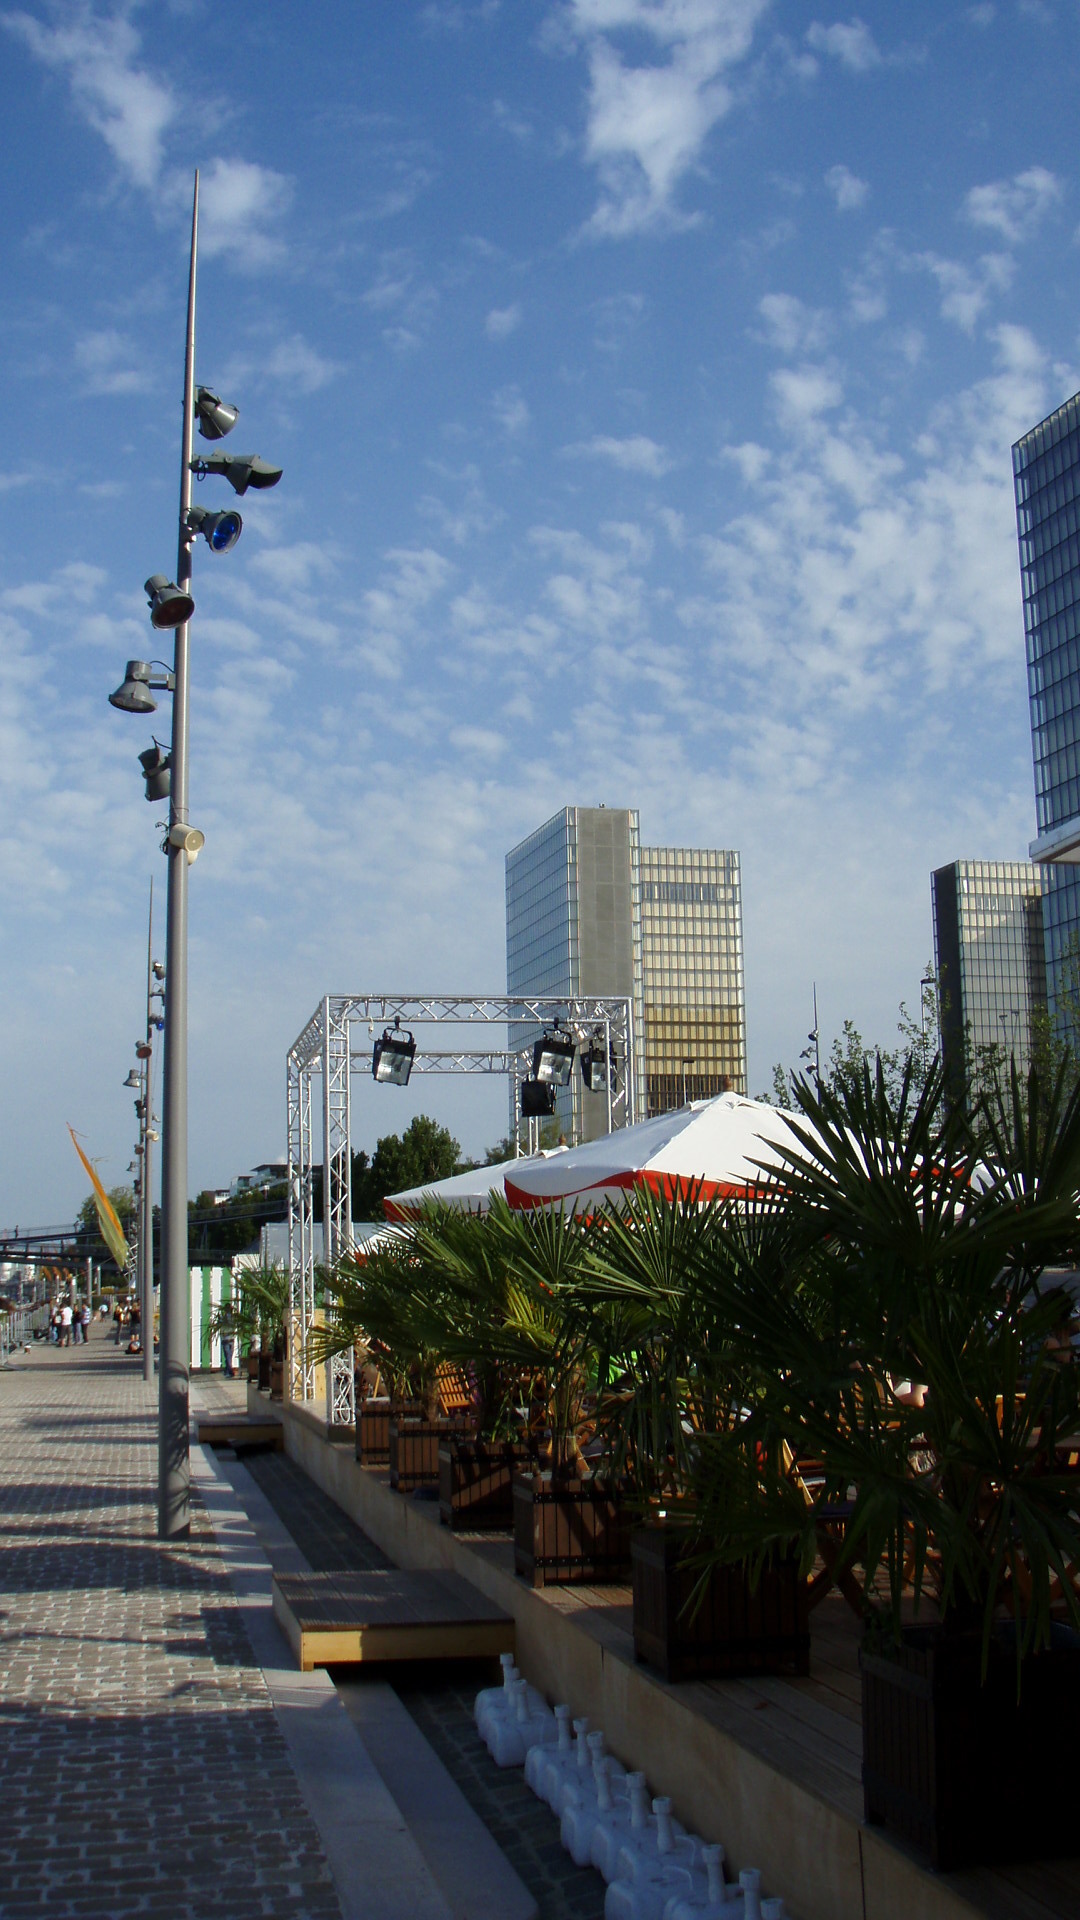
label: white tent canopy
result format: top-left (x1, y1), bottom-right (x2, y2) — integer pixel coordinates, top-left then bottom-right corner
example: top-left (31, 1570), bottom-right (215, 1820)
top-left (383, 1146), bottom-right (568, 1221)
top-left (503, 1092), bottom-right (815, 1213)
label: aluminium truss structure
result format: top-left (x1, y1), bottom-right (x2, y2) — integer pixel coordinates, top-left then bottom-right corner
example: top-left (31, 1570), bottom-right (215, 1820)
top-left (286, 993), bottom-right (635, 1423)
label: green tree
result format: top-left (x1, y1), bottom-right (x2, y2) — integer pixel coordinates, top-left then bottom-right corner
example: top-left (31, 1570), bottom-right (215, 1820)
top-left (351, 1116), bottom-right (461, 1220)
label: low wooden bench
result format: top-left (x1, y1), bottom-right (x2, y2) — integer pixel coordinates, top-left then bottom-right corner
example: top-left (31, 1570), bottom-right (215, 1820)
top-left (196, 1417), bottom-right (284, 1454)
top-left (272, 1567), bottom-right (515, 1671)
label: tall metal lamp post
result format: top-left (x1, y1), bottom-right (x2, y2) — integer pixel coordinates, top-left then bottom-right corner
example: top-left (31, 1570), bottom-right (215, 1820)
top-left (109, 170), bottom-right (282, 1537)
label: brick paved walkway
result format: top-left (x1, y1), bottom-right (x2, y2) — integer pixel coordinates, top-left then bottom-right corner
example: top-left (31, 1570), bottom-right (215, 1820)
top-left (0, 1330), bottom-right (343, 1920)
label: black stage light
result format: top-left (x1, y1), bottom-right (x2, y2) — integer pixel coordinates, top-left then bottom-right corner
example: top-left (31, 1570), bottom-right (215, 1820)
top-left (532, 1027), bottom-right (575, 1086)
top-left (521, 1076), bottom-right (557, 1118)
top-left (373, 1022), bottom-right (416, 1086)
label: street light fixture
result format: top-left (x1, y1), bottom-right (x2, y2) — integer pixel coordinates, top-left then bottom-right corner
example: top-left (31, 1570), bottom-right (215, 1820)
top-left (184, 505), bottom-right (243, 553)
top-left (189, 451), bottom-right (283, 495)
top-left (107, 169), bottom-right (282, 1537)
top-left (109, 660), bottom-right (175, 714)
top-left (139, 744), bottom-right (172, 802)
top-left (145, 575), bottom-right (195, 630)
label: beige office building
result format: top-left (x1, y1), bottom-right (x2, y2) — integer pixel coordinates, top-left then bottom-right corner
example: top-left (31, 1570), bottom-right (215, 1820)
top-left (506, 807), bottom-right (746, 1140)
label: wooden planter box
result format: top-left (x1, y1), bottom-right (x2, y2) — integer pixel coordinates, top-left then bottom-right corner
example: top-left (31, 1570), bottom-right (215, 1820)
top-left (631, 1528), bottom-right (810, 1682)
top-left (513, 1473), bottom-right (632, 1588)
top-left (389, 1418), bottom-right (472, 1493)
top-left (257, 1352), bottom-right (271, 1392)
top-left (861, 1624), bottom-right (1080, 1870)
top-left (269, 1358), bottom-right (284, 1402)
top-left (439, 1438), bottom-right (535, 1531)
top-left (245, 1351), bottom-right (260, 1385)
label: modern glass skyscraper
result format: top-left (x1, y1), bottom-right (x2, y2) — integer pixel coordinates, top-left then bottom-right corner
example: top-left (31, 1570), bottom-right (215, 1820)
top-left (1013, 391), bottom-right (1080, 1023)
top-left (506, 806), bottom-right (746, 1141)
top-left (931, 860), bottom-right (1046, 1090)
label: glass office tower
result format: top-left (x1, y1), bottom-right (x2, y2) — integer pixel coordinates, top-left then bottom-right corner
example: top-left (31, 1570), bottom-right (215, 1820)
top-left (1013, 391), bottom-right (1080, 1024)
top-left (506, 807), bottom-right (746, 1142)
top-left (931, 860), bottom-right (1046, 1091)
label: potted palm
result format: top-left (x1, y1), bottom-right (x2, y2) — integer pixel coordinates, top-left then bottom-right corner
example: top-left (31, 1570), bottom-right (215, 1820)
top-left (586, 1185), bottom-right (811, 1680)
top-left (320, 1230), bottom-right (471, 1489)
top-left (687, 1056), bottom-right (1080, 1869)
top-left (210, 1264), bottom-right (289, 1397)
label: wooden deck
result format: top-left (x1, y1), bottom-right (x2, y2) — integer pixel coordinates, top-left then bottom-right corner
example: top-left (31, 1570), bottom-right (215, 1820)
top-left (283, 1406), bottom-right (1080, 1920)
top-left (272, 1566), bottom-right (515, 1672)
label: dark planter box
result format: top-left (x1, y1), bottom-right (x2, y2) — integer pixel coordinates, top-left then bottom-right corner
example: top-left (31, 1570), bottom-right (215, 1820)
top-left (257, 1352), bottom-right (271, 1392)
top-left (389, 1418), bottom-right (471, 1493)
top-left (439, 1438), bottom-right (535, 1531)
top-left (355, 1398), bottom-right (392, 1464)
top-left (631, 1528), bottom-right (810, 1682)
top-left (861, 1624), bottom-right (1080, 1870)
top-left (513, 1473), bottom-right (632, 1588)
top-left (245, 1351), bottom-right (259, 1385)
top-left (269, 1359), bottom-right (283, 1402)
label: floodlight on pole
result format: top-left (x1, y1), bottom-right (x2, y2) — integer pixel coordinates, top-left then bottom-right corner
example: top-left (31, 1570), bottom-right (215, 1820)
top-left (123, 1068), bottom-right (141, 1089)
top-left (184, 505), bottom-right (242, 553)
top-left (139, 743), bottom-right (171, 803)
top-left (145, 575), bottom-right (195, 630)
top-left (373, 1020), bottom-right (416, 1086)
top-left (533, 1027), bottom-right (576, 1086)
top-left (109, 659), bottom-right (175, 714)
top-left (190, 452), bottom-right (283, 495)
top-left (194, 386), bottom-right (239, 440)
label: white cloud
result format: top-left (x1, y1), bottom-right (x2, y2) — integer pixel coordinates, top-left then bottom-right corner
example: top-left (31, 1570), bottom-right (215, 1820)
top-left (73, 330), bottom-right (151, 397)
top-left (564, 0), bottom-right (770, 236)
top-left (769, 365), bottom-right (843, 430)
top-left (806, 18), bottom-right (883, 71)
top-left (964, 166), bottom-right (1063, 245)
top-left (184, 158), bottom-right (294, 269)
top-left (356, 547), bottom-right (454, 678)
top-left (493, 385), bottom-right (530, 436)
top-left (565, 433), bottom-right (675, 475)
top-left (757, 293), bottom-right (829, 356)
top-left (485, 303), bottom-right (522, 339)
top-left (916, 251), bottom-right (1014, 333)
top-left (825, 163), bottom-right (868, 211)
top-left (258, 334), bottom-right (342, 394)
top-left (3, 9), bottom-right (175, 189)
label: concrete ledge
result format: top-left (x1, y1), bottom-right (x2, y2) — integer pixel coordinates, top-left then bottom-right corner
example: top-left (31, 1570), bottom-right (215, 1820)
top-left (283, 1405), bottom-right (993, 1920)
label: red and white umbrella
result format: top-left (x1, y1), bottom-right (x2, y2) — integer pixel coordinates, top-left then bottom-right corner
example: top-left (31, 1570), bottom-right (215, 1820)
top-left (384, 1147), bottom-right (568, 1222)
top-left (503, 1092), bottom-right (816, 1213)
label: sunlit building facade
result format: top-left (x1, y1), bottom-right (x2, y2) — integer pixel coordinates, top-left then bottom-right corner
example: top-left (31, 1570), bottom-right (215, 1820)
top-left (505, 807), bottom-right (746, 1141)
top-left (931, 860), bottom-right (1046, 1091)
top-left (1013, 391), bottom-right (1080, 1026)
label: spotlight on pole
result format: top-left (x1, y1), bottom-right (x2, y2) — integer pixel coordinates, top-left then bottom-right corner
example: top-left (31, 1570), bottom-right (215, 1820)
top-left (194, 386), bottom-right (239, 441)
top-left (184, 504), bottom-right (242, 553)
top-left (110, 660), bottom-right (158, 714)
top-left (139, 743), bottom-right (172, 802)
top-left (145, 575), bottom-right (195, 629)
top-left (532, 1026), bottom-right (576, 1086)
top-left (190, 452), bottom-right (283, 495)
top-left (373, 1020), bottom-right (416, 1086)
top-left (123, 1069), bottom-right (141, 1089)
top-left (521, 1077), bottom-right (557, 1118)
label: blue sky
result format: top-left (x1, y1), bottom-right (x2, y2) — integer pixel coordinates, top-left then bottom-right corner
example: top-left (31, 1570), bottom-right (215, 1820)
top-left (2, 0), bottom-right (1079, 1224)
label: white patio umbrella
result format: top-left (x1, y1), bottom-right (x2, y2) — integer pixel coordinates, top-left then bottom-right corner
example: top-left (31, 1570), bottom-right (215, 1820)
top-left (383, 1146), bottom-right (568, 1222)
top-left (503, 1091), bottom-right (817, 1213)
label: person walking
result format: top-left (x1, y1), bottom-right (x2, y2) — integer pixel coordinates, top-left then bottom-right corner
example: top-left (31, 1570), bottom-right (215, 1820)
top-left (59, 1302), bottom-right (73, 1347)
top-left (49, 1303), bottom-right (60, 1345)
top-left (114, 1302), bottom-right (123, 1346)
top-left (80, 1302), bottom-right (91, 1344)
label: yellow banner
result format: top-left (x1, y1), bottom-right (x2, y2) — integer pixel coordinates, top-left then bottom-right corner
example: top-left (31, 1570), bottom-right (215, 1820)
top-left (68, 1126), bottom-right (129, 1275)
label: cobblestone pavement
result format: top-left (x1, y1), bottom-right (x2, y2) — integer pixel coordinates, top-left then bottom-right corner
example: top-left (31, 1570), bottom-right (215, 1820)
top-left (0, 1333), bottom-right (343, 1920)
top-left (242, 1454), bottom-right (607, 1920)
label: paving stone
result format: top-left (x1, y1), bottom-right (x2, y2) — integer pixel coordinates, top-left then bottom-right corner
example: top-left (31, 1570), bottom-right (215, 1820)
top-left (0, 1333), bottom-right (344, 1920)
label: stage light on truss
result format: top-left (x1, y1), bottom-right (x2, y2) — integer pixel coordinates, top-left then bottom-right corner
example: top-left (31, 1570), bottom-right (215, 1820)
top-left (520, 1076), bottom-right (557, 1118)
top-left (582, 1032), bottom-right (618, 1095)
top-left (373, 1021), bottom-right (416, 1086)
top-left (532, 1027), bottom-right (575, 1086)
